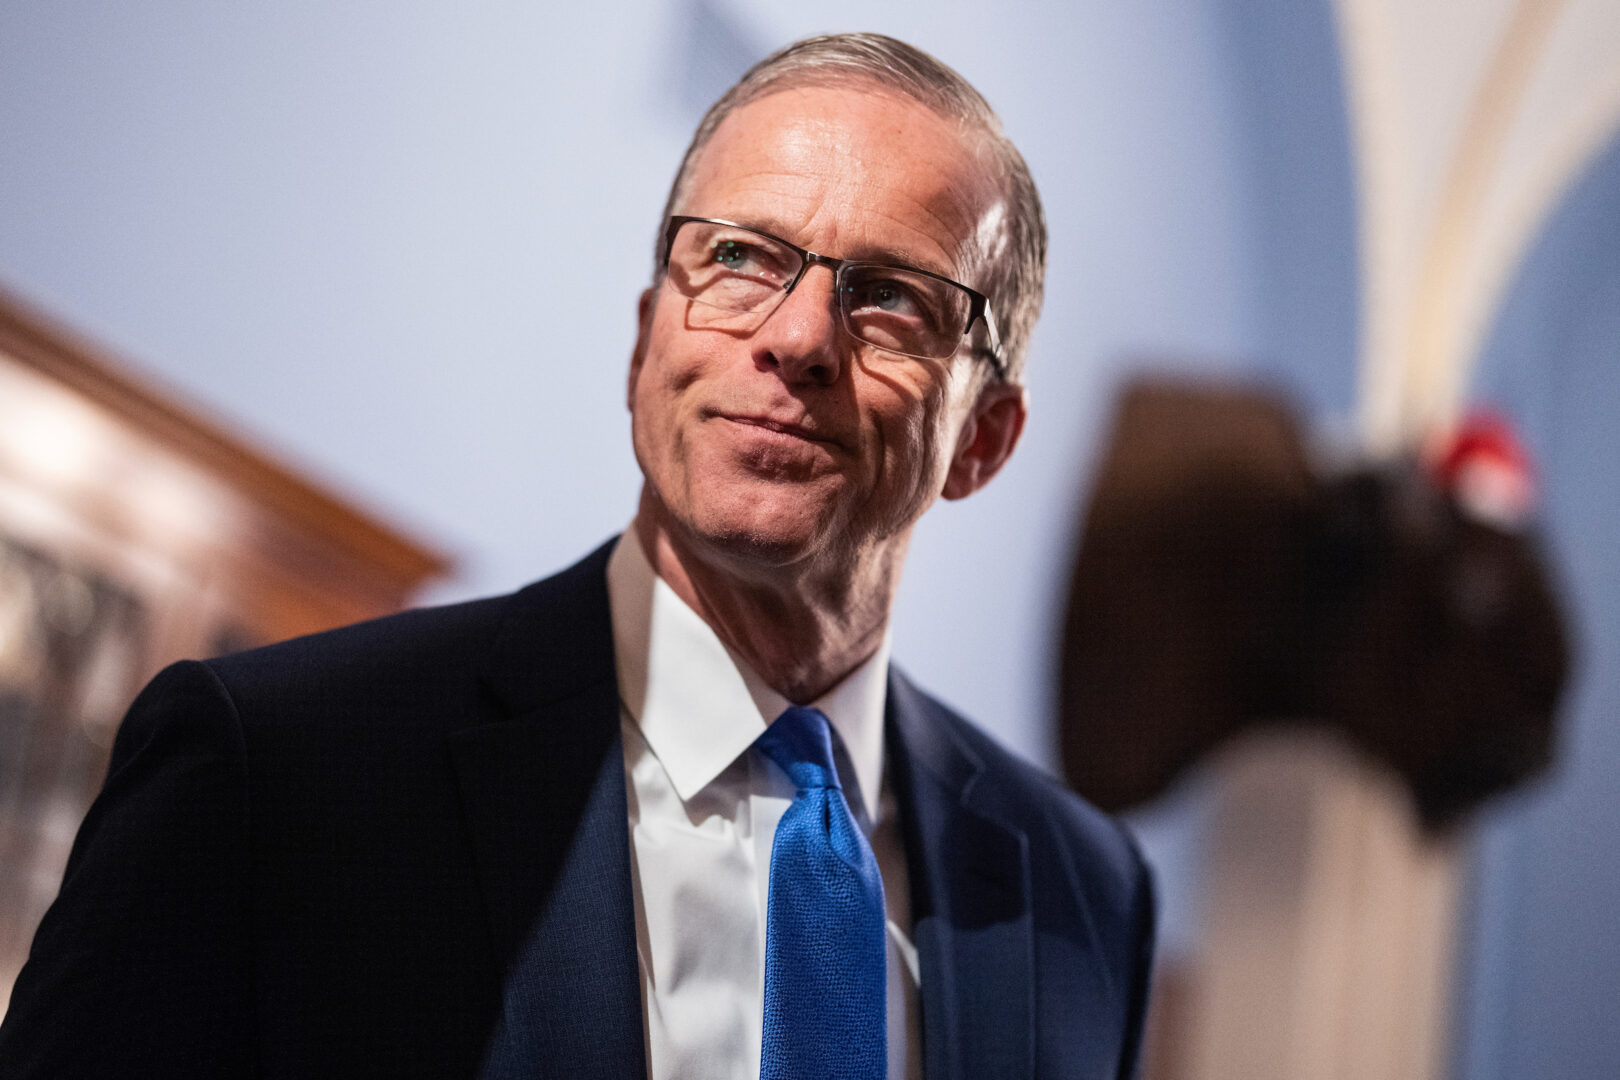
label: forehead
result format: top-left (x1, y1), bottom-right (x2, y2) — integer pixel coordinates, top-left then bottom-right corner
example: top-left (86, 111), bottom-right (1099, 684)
top-left (681, 85), bottom-right (1002, 279)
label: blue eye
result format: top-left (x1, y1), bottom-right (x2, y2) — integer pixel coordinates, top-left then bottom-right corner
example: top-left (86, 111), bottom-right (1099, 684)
top-left (848, 277), bottom-right (925, 320)
top-left (712, 240), bottom-right (775, 275)
top-left (869, 283), bottom-right (909, 312)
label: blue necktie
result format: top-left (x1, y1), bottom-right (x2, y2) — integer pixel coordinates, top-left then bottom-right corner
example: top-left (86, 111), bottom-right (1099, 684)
top-left (756, 706), bottom-right (887, 1080)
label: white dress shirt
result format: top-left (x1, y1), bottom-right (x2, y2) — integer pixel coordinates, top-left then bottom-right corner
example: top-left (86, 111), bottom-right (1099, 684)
top-left (606, 531), bottom-right (921, 1080)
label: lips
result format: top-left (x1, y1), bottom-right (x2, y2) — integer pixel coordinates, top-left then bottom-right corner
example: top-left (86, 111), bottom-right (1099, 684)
top-left (715, 412), bottom-right (843, 448)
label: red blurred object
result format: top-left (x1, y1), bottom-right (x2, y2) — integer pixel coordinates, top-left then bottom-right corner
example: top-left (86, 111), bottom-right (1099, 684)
top-left (1428, 410), bottom-right (1536, 528)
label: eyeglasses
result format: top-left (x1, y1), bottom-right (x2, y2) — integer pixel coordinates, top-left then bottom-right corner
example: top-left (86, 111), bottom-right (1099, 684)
top-left (661, 216), bottom-right (1006, 377)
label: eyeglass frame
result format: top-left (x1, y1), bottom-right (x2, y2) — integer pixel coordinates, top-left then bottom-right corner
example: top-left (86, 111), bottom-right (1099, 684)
top-left (659, 215), bottom-right (1008, 378)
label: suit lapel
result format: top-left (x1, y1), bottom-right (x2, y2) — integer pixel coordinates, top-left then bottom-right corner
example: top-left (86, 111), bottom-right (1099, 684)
top-left (443, 545), bottom-right (1038, 1078)
top-left (888, 670), bottom-right (1034, 1080)
top-left (448, 540), bottom-right (647, 1079)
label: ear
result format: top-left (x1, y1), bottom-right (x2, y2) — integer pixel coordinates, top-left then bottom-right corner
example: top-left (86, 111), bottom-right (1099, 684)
top-left (626, 287), bottom-right (656, 410)
top-left (942, 380), bottom-right (1027, 500)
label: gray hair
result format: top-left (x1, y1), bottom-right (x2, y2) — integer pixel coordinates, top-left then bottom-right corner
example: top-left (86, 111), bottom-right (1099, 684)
top-left (652, 32), bottom-right (1046, 383)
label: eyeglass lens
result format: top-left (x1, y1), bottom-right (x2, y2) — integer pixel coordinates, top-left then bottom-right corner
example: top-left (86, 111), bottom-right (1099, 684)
top-left (666, 219), bottom-right (973, 361)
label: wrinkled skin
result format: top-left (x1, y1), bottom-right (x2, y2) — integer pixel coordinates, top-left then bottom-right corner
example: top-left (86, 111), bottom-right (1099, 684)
top-left (627, 85), bottom-right (1026, 701)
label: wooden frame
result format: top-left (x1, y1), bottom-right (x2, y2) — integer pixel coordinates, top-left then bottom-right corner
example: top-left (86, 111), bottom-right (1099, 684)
top-left (0, 286), bottom-right (451, 1016)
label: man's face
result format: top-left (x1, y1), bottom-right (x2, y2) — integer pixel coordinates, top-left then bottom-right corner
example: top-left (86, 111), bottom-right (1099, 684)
top-left (628, 85), bottom-right (1020, 577)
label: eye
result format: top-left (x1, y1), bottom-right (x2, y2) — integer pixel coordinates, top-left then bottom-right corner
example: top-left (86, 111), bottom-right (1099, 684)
top-left (846, 274), bottom-right (935, 324)
top-left (711, 238), bottom-right (772, 276)
top-left (867, 281), bottom-right (916, 314)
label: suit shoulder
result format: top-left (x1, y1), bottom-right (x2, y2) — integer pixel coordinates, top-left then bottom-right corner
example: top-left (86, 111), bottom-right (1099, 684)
top-left (890, 669), bottom-right (1157, 1056)
top-left (206, 591), bottom-right (511, 690)
top-left (896, 673), bottom-right (1149, 892)
top-left (201, 539), bottom-right (617, 724)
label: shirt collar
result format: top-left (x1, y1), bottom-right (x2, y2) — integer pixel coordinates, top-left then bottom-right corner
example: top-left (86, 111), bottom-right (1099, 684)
top-left (606, 528), bottom-right (890, 817)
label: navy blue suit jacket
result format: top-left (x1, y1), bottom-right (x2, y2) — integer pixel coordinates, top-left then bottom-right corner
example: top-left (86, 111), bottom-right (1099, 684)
top-left (0, 540), bottom-right (1154, 1078)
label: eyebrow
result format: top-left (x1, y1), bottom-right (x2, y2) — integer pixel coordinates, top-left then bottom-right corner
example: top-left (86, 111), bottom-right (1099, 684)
top-left (856, 245), bottom-right (957, 279)
top-left (733, 217), bottom-right (960, 281)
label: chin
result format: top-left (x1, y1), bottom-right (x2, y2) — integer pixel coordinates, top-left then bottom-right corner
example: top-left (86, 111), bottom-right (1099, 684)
top-left (685, 486), bottom-right (844, 568)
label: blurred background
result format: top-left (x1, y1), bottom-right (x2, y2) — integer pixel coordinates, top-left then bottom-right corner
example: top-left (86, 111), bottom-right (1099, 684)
top-left (1, 1), bottom-right (1616, 1077)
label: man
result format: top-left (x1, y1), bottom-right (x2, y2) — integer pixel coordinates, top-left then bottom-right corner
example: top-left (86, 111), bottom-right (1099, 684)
top-left (0, 33), bottom-right (1153, 1080)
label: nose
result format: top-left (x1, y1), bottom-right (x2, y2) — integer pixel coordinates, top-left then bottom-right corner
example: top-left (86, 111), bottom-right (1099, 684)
top-left (751, 263), bottom-right (845, 386)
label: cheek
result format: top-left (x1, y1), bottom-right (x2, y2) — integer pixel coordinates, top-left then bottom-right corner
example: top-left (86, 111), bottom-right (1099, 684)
top-left (867, 376), bottom-right (958, 506)
top-left (630, 319), bottom-right (704, 440)
top-left (643, 308), bottom-right (717, 400)
top-left (629, 354), bottom-right (687, 480)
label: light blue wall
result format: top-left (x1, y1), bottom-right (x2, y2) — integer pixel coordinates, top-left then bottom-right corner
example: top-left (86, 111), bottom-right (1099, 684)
top-left (0, 0), bottom-right (1289, 768)
top-left (1208, 0), bottom-right (1360, 419)
top-left (1455, 130), bottom-right (1620, 1080)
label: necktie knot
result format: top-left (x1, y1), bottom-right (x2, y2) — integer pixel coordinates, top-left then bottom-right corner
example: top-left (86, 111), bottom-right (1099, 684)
top-left (755, 706), bottom-right (843, 794)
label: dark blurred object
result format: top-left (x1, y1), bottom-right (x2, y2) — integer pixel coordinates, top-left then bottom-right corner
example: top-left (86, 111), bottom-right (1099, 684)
top-left (1059, 379), bottom-right (1571, 831)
